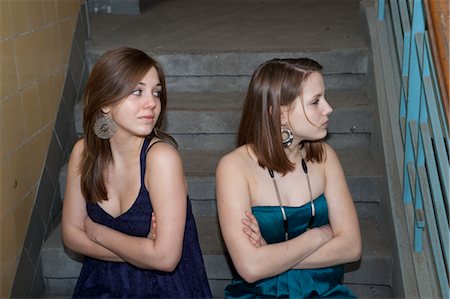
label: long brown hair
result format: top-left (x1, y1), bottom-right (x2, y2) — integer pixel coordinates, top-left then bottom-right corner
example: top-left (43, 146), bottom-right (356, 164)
top-left (81, 47), bottom-right (175, 203)
top-left (237, 58), bottom-right (325, 175)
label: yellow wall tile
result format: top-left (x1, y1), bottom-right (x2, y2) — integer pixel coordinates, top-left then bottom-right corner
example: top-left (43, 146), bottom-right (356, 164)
top-left (0, 1), bottom-right (81, 296)
top-left (8, 0), bottom-right (31, 36)
top-left (21, 84), bottom-right (42, 139)
top-left (44, 25), bottom-right (61, 74)
top-left (56, 0), bottom-right (79, 21)
top-left (24, 0), bottom-right (46, 30)
top-left (0, 212), bottom-right (18, 273)
top-left (58, 18), bottom-right (77, 66)
top-left (14, 33), bottom-right (40, 89)
top-left (38, 76), bottom-right (58, 126)
top-left (0, 0), bottom-right (12, 38)
top-left (1, 95), bottom-right (25, 153)
top-left (32, 28), bottom-right (53, 77)
top-left (14, 187), bottom-right (35, 250)
top-left (0, 158), bottom-right (14, 220)
top-left (0, 104), bottom-right (4, 160)
top-left (0, 39), bottom-right (19, 99)
top-left (24, 134), bottom-right (45, 184)
top-left (0, 259), bottom-right (18, 298)
top-left (42, 0), bottom-right (57, 24)
top-left (9, 145), bottom-right (32, 200)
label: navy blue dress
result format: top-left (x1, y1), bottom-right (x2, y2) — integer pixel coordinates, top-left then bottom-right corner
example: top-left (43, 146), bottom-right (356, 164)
top-left (73, 137), bottom-right (212, 298)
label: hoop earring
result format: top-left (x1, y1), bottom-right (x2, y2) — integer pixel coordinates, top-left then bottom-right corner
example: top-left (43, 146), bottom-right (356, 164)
top-left (281, 127), bottom-right (293, 147)
top-left (94, 113), bottom-right (117, 139)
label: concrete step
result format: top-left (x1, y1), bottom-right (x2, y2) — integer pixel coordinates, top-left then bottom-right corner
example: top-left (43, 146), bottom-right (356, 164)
top-left (42, 216), bottom-right (391, 297)
top-left (182, 148), bottom-right (381, 202)
top-left (197, 216), bottom-right (392, 285)
top-left (58, 148), bottom-right (381, 221)
top-left (86, 0), bottom-right (368, 92)
top-left (74, 89), bottom-right (373, 151)
top-left (58, 148), bottom-right (381, 219)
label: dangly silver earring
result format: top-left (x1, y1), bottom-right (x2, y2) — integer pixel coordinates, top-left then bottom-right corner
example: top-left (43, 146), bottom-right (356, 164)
top-left (93, 113), bottom-right (117, 139)
top-left (281, 127), bottom-right (293, 147)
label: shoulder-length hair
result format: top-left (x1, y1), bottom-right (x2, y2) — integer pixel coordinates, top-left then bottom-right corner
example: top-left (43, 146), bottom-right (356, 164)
top-left (81, 47), bottom-right (175, 203)
top-left (237, 58), bottom-right (325, 175)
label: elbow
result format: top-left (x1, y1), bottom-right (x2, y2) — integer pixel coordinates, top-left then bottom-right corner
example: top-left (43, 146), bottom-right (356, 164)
top-left (347, 239), bottom-right (362, 262)
top-left (158, 255), bottom-right (181, 272)
top-left (236, 262), bottom-right (263, 284)
top-left (143, 248), bottom-right (182, 272)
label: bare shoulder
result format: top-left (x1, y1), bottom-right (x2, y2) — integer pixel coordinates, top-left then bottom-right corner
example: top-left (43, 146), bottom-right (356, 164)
top-left (145, 139), bottom-right (182, 169)
top-left (322, 142), bottom-right (340, 165)
top-left (68, 138), bottom-right (85, 164)
top-left (216, 145), bottom-right (251, 175)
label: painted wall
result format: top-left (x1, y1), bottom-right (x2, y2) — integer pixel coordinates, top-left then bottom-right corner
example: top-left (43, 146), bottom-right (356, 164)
top-left (0, 0), bottom-right (81, 297)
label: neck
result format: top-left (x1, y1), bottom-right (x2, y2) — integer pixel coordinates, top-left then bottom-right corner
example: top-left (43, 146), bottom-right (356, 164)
top-left (109, 135), bottom-right (145, 164)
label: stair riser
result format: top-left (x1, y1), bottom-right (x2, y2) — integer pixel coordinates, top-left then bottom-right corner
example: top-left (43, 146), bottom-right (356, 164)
top-left (162, 107), bottom-right (372, 134)
top-left (186, 176), bottom-right (381, 203)
top-left (87, 50), bottom-right (368, 77)
top-left (166, 74), bottom-right (367, 92)
top-left (191, 199), bottom-right (380, 220)
top-left (208, 280), bottom-right (392, 299)
top-left (202, 252), bottom-right (391, 285)
top-left (170, 133), bottom-right (371, 151)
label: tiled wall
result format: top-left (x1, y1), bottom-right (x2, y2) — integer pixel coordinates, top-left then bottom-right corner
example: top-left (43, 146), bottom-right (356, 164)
top-left (0, 0), bottom-right (85, 297)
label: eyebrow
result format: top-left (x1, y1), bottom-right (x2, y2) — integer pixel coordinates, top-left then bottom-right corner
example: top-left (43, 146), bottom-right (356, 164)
top-left (137, 82), bottom-right (162, 87)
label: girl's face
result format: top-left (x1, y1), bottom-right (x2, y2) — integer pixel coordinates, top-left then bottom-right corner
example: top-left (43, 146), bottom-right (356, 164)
top-left (282, 71), bottom-right (333, 143)
top-left (106, 67), bottom-right (162, 139)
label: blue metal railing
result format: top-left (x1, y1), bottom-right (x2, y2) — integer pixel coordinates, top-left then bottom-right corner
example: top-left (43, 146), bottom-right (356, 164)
top-left (378, 0), bottom-right (449, 298)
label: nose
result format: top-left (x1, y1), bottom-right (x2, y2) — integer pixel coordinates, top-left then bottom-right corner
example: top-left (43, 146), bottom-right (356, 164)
top-left (144, 94), bottom-right (157, 109)
top-left (323, 99), bottom-right (333, 116)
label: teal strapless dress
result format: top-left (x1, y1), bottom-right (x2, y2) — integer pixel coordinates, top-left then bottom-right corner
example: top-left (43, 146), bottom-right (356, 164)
top-left (224, 194), bottom-right (356, 298)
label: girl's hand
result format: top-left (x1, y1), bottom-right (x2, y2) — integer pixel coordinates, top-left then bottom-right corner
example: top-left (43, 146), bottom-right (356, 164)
top-left (149, 212), bottom-right (157, 240)
top-left (242, 211), bottom-right (267, 247)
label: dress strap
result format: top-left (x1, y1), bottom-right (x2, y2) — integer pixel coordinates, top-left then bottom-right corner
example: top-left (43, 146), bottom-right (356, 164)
top-left (140, 134), bottom-right (163, 186)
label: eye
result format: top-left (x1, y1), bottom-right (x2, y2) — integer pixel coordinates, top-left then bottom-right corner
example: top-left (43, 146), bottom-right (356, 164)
top-left (131, 88), bottom-right (143, 96)
top-left (312, 97), bottom-right (320, 105)
top-left (152, 89), bottom-right (162, 97)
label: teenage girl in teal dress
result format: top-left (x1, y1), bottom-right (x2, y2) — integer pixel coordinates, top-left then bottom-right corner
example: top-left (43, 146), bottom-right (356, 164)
top-left (216, 58), bottom-right (361, 298)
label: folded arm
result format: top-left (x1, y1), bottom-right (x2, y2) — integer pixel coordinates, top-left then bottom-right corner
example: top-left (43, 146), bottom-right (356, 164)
top-left (216, 153), bottom-right (332, 283)
top-left (292, 144), bottom-right (361, 268)
top-left (62, 139), bottom-right (123, 262)
top-left (62, 140), bottom-right (188, 271)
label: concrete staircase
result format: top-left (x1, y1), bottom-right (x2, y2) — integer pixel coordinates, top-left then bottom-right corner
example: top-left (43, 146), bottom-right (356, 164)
top-left (42, 1), bottom-right (394, 298)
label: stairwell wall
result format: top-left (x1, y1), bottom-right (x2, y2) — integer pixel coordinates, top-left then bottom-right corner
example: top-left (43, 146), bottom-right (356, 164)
top-left (0, 0), bottom-right (88, 297)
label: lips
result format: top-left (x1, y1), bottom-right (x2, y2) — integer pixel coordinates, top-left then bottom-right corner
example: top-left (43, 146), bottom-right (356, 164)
top-left (139, 115), bottom-right (154, 121)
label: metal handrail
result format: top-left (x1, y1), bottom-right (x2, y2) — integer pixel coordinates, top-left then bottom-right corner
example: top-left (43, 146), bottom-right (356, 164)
top-left (378, 1), bottom-right (449, 298)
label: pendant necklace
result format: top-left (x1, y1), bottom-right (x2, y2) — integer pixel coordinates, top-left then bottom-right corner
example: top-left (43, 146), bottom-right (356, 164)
top-left (268, 152), bottom-right (315, 241)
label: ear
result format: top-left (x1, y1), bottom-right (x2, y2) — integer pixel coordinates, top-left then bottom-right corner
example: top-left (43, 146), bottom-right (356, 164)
top-left (100, 106), bottom-right (111, 114)
top-left (280, 105), bottom-right (289, 126)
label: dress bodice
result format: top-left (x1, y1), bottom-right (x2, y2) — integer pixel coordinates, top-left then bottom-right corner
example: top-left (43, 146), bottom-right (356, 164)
top-left (225, 194), bottom-right (356, 298)
top-left (252, 194), bottom-right (328, 244)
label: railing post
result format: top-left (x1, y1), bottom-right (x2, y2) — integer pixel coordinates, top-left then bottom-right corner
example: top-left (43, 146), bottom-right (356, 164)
top-left (378, 0), bottom-right (385, 20)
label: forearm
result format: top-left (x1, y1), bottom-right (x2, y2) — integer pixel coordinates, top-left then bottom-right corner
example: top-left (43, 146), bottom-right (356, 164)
top-left (62, 226), bottom-right (124, 262)
top-left (293, 234), bottom-right (361, 269)
top-left (90, 223), bottom-right (179, 271)
top-left (235, 228), bottom-right (329, 282)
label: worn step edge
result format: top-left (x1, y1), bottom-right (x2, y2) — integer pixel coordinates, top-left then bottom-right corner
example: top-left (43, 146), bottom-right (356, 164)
top-left (87, 49), bottom-right (368, 77)
top-left (42, 217), bottom-right (392, 287)
top-left (196, 217), bottom-right (392, 286)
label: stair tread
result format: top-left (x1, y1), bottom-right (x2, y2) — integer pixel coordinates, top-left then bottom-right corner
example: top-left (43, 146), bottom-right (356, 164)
top-left (89, 0), bottom-right (366, 56)
top-left (181, 149), bottom-right (379, 177)
top-left (197, 216), bottom-right (389, 258)
top-left (43, 216), bottom-right (391, 285)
